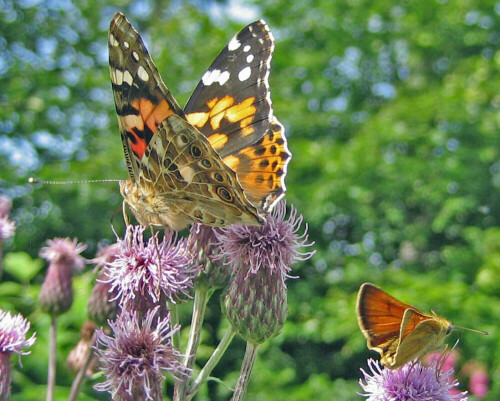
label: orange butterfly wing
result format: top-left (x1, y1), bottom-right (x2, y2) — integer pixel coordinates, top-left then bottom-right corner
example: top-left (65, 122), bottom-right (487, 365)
top-left (356, 283), bottom-right (431, 349)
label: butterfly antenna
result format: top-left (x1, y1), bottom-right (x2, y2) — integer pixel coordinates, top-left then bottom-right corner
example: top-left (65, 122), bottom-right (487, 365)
top-left (29, 177), bottom-right (122, 185)
top-left (453, 325), bottom-right (489, 335)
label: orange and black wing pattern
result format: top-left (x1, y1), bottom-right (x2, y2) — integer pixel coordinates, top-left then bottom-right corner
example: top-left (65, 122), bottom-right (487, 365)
top-left (184, 20), bottom-right (291, 214)
top-left (109, 12), bottom-right (185, 182)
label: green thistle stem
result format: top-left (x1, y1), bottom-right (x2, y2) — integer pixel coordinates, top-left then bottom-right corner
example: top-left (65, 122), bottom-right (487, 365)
top-left (46, 316), bottom-right (57, 401)
top-left (67, 332), bottom-right (97, 401)
top-left (184, 288), bottom-right (210, 368)
top-left (174, 288), bottom-right (211, 401)
top-left (169, 301), bottom-right (181, 350)
top-left (231, 342), bottom-right (259, 401)
top-left (186, 326), bottom-right (236, 400)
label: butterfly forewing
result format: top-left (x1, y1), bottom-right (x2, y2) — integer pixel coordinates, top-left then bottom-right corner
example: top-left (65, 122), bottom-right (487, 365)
top-left (109, 13), bottom-right (184, 182)
top-left (185, 20), bottom-right (291, 214)
top-left (357, 283), bottom-right (415, 348)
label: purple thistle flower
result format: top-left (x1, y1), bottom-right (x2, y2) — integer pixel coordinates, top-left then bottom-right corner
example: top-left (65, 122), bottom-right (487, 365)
top-left (38, 238), bottom-right (87, 316)
top-left (0, 310), bottom-right (36, 400)
top-left (359, 358), bottom-right (468, 401)
top-left (91, 243), bottom-right (121, 270)
top-left (216, 201), bottom-right (315, 281)
top-left (94, 307), bottom-right (188, 401)
top-left (0, 310), bottom-right (36, 355)
top-left (103, 226), bottom-right (198, 312)
top-left (217, 201), bottom-right (315, 343)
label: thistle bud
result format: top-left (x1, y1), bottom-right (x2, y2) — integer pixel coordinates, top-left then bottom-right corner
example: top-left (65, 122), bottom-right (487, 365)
top-left (188, 224), bottom-right (230, 291)
top-left (38, 238), bottom-right (86, 316)
top-left (217, 202), bottom-right (314, 344)
top-left (87, 244), bottom-right (121, 326)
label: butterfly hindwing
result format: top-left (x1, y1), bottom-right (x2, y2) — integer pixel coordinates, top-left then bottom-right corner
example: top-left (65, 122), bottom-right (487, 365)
top-left (386, 309), bottom-right (447, 368)
top-left (139, 114), bottom-right (264, 226)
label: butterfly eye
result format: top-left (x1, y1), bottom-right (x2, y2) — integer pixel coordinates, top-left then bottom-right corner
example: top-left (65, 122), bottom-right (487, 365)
top-left (446, 325), bottom-right (453, 335)
top-left (217, 186), bottom-right (233, 202)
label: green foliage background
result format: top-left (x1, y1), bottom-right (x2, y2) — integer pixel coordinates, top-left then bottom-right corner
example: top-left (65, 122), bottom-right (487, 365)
top-left (1, 0), bottom-right (499, 399)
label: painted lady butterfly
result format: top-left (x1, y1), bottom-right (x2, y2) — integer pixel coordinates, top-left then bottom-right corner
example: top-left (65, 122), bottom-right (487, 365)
top-left (109, 13), bottom-right (291, 230)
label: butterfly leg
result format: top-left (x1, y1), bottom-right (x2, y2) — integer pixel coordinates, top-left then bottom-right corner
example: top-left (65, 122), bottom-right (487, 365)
top-left (403, 360), bottom-right (419, 386)
top-left (109, 204), bottom-right (123, 241)
top-left (435, 342), bottom-right (456, 382)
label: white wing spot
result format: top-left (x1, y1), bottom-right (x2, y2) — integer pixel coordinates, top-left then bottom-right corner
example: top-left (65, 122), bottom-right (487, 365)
top-left (114, 69), bottom-right (124, 85)
top-left (137, 65), bottom-right (149, 82)
top-left (238, 66), bottom-right (251, 82)
top-left (179, 166), bottom-right (195, 183)
top-left (246, 54), bottom-right (254, 63)
top-left (228, 36), bottom-right (241, 51)
top-left (132, 51), bottom-right (139, 62)
top-left (243, 45), bottom-right (251, 52)
top-left (123, 41), bottom-right (130, 50)
top-left (109, 33), bottom-right (119, 47)
top-left (123, 70), bottom-right (133, 85)
top-left (217, 71), bottom-right (230, 85)
top-left (202, 69), bottom-right (231, 86)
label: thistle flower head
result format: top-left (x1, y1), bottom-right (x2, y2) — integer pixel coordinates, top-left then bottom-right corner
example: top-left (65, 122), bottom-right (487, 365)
top-left (216, 201), bottom-right (315, 281)
top-left (91, 242), bottom-right (121, 270)
top-left (218, 202), bottom-right (315, 343)
top-left (66, 321), bottom-right (97, 375)
top-left (39, 238), bottom-right (87, 271)
top-left (39, 238), bottom-right (87, 316)
top-left (103, 226), bottom-right (198, 311)
top-left (0, 310), bottom-right (36, 401)
top-left (94, 307), bottom-right (188, 401)
top-left (359, 359), bottom-right (468, 401)
top-left (0, 310), bottom-right (36, 355)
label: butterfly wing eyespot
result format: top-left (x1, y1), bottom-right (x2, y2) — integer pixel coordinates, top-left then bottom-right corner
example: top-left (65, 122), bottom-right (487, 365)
top-left (110, 14), bottom-right (287, 229)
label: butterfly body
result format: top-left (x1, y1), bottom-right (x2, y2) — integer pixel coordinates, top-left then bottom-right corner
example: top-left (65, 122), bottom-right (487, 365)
top-left (109, 13), bottom-right (290, 230)
top-left (357, 282), bottom-right (453, 369)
